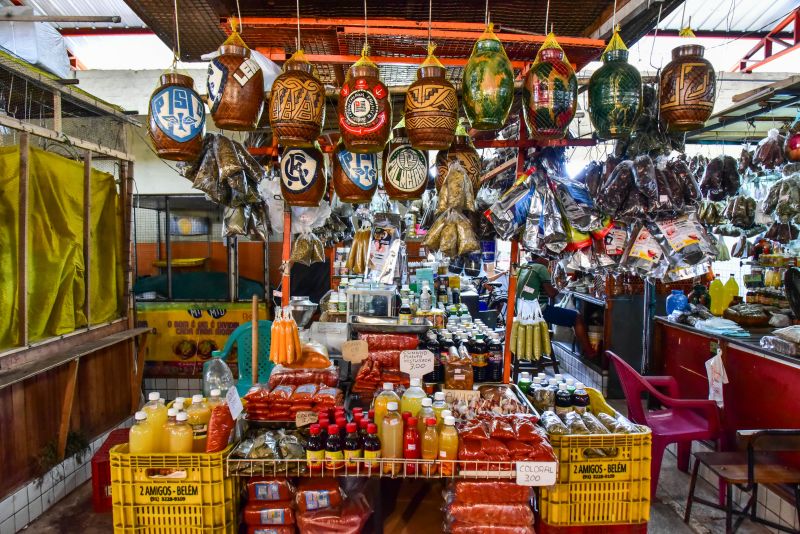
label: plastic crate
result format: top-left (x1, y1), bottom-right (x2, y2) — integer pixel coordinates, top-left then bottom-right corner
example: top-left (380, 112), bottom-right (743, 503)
top-left (91, 429), bottom-right (131, 513)
top-left (110, 444), bottom-right (238, 533)
top-left (539, 389), bottom-right (652, 527)
top-left (538, 520), bottom-right (648, 533)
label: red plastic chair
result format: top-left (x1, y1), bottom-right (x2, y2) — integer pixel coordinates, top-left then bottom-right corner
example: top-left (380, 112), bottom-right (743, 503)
top-left (608, 352), bottom-right (722, 497)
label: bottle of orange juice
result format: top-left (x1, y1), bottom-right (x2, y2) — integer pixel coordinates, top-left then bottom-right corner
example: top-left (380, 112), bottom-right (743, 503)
top-left (167, 412), bottom-right (194, 453)
top-left (142, 392), bottom-right (167, 434)
top-left (186, 395), bottom-right (211, 452)
top-left (421, 417), bottom-right (439, 476)
top-left (129, 411), bottom-right (157, 453)
top-left (373, 383), bottom-right (400, 441)
top-left (438, 415), bottom-right (459, 476)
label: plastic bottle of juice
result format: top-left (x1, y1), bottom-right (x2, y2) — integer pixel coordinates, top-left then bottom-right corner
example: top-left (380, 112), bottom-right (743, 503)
top-left (724, 274), bottom-right (740, 307)
top-left (160, 408), bottom-right (178, 452)
top-left (438, 416), bottom-right (459, 476)
top-left (572, 382), bottom-right (590, 414)
top-left (373, 383), bottom-right (400, 441)
top-left (709, 275), bottom-right (725, 315)
top-left (207, 388), bottom-right (224, 409)
top-left (437, 409), bottom-right (452, 433)
top-left (401, 378), bottom-right (427, 418)
top-left (142, 392), bottom-right (167, 435)
top-left (186, 394), bottom-right (212, 452)
top-left (306, 424), bottom-right (324, 472)
top-left (431, 392), bottom-right (448, 425)
top-left (417, 398), bottom-right (436, 436)
top-left (381, 402), bottom-right (403, 475)
top-left (421, 417), bottom-right (439, 476)
top-left (129, 411), bottom-right (156, 454)
top-left (517, 372), bottom-right (532, 394)
top-left (403, 417), bottom-right (421, 475)
top-left (166, 412), bottom-right (194, 453)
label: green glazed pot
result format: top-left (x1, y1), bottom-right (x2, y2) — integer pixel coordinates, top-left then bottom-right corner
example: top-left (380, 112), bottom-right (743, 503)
top-left (462, 28), bottom-right (514, 131)
top-left (522, 36), bottom-right (578, 140)
top-left (588, 49), bottom-right (642, 139)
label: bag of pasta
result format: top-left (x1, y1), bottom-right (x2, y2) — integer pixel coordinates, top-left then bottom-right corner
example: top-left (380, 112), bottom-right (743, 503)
top-left (291, 232), bottom-right (325, 265)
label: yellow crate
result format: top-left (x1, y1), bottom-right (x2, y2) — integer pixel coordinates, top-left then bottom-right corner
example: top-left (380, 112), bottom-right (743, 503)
top-left (110, 444), bottom-right (239, 533)
top-left (540, 389), bottom-right (652, 526)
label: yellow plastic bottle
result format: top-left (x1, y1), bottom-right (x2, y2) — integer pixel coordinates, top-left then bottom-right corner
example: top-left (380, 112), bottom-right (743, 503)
top-left (417, 398), bottom-right (436, 436)
top-left (381, 402), bottom-right (403, 475)
top-left (437, 409), bottom-right (452, 433)
top-left (167, 412), bottom-right (194, 453)
top-left (432, 391), bottom-right (448, 425)
top-left (709, 275), bottom-right (725, 316)
top-left (400, 378), bottom-right (427, 418)
top-left (421, 417), bottom-right (439, 476)
top-left (724, 275), bottom-right (739, 308)
top-left (142, 392), bottom-right (167, 432)
top-left (160, 408), bottom-right (178, 452)
top-left (186, 394), bottom-right (212, 453)
top-left (128, 411), bottom-right (157, 454)
top-left (438, 415), bottom-right (459, 476)
top-left (372, 383), bottom-right (400, 441)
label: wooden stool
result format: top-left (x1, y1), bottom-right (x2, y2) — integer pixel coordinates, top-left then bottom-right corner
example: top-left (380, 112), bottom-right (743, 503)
top-left (685, 429), bottom-right (800, 534)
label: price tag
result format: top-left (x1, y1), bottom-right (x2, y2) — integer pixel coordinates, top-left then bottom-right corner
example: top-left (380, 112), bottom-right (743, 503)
top-left (516, 461), bottom-right (558, 486)
top-left (295, 411), bottom-right (319, 428)
top-left (226, 386), bottom-right (244, 420)
top-left (441, 388), bottom-right (481, 404)
top-left (400, 349), bottom-right (434, 377)
top-left (342, 340), bottom-right (369, 363)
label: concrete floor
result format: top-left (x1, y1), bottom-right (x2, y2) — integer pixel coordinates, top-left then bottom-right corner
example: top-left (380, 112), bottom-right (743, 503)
top-left (23, 447), bottom-right (772, 534)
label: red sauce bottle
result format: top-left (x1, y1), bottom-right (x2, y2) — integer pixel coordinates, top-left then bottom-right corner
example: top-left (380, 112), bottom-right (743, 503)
top-left (403, 416), bottom-right (421, 475)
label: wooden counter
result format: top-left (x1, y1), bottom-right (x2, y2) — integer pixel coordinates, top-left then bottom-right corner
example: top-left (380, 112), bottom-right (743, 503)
top-left (651, 318), bottom-right (800, 449)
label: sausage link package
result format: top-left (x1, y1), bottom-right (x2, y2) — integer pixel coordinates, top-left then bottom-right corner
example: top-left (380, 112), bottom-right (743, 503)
top-left (295, 478), bottom-right (343, 514)
top-left (296, 493), bottom-right (372, 534)
top-left (444, 503), bottom-right (534, 527)
top-left (446, 481), bottom-right (532, 505)
top-left (247, 477), bottom-right (295, 502)
top-left (247, 526), bottom-right (296, 534)
top-left (357, 333), bottom-right (418, 351)
top-left (242, 501), bottom-right (295, 526)
top-left (449, 524), bottom-right (535, 534)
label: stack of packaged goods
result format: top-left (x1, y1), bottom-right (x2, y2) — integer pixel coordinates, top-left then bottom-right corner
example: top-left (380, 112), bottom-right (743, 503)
top-left (244, 385), bottom-right (344, 421)
top-left (295, 478), bottom-right (373, 534)
top-left (242, 478), bottom-right (296, 534)
top-left (268, 365), bottom-right (339, 388)
top-left (443, 481), bottom-right (535, 534)
top-left (457, 412), bottom-right (556, 470)
top-left (352, 333), bottom-right (418, 395)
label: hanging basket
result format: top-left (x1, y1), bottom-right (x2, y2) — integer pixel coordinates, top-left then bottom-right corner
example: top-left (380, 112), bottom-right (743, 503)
top-left (405, 44), bottom-right (458, 150)
top-left (207, 31), bottom-right (265, 130)
top-left (269, 50), bottom-right (325, 147)
top-left (148, 72), bottom-right (205, 161)
top-left (332, 143), bottom-right (379, 203)
top-left (279, 145), bottom-right (327, 206)
top-left (462, 24), bottom-right (514, 131)
top-left (659, 44), bottom-right (716, 132)
top-left (338, 46), bottom-right (392, 153)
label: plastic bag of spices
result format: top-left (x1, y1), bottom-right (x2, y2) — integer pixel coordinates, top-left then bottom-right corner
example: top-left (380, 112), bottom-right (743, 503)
top-left (621, 224), bottom-right (666, 277)
top-left (290, 233), bottom-right (325, 265)
top-left (652, 213), bottom-right (715, 267)
top-left (596, 160), bottom-right (634, 217)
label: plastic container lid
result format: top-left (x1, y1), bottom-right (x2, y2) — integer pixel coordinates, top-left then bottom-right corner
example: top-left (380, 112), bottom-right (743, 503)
top-left (353, 407), bottom-right (363, 414)
top-left (174, 397), bottom-right (185, 405)
top-left (549, 378), bottom-right (558, 386)
top-left (134, 411), bottom-right (146, 421)
top-left (309, 424), bottom-right (321, 434)
top-left (566, 378), bottom-right (575, 386)
top-left (421, 397), bottom-right (432, 407)
top-left (441, 410), bottom-right (452, 419)
top-left (173, 401), bottom-right (184, 411)
top-left (148, 392), bottom-right (160, 401)
top-left (167, 408), bottom-right (177, 417)
top-left (426, 417), bottom-right (436, 426)
top-left (346, 422), bottom-right (357, 433)
top-left (387, 402), bottom-right (399, 411)
top-left (359, 418), bottom-right (369, 429)
top-left (559, 383), bottom-right (567, 390)
top-left (383, 383), bottom-right (394, 391)
top-left (575, 382), bottom-right (586, 390)
top-left (555, 374), bottom-right (564, 381)
top-left (176, 412), bottom-right (188, 422)
top-left (434, 392), bottom-right (445, 401)
top-left (367, 423), bottom-right (377, 433)
top-left (192, 394), bottom-right (204, 403)
top-left (328, 424), bottom-right (339, 434)
top-left (444, 416), bottom-right (456, 426)
top-left (210, 388), bottom-right (221, 397)
top-left (410, 378), bottom-right (421, 387)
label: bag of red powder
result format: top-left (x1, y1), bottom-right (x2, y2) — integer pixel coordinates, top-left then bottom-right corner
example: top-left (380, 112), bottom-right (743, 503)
top-left (206, 404), bottom-right (235, 453)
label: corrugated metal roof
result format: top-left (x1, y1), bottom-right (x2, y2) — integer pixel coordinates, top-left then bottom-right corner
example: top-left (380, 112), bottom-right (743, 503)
top-left (11, 0), bottom-right (146, 28)
top-left (658, 0), bottom-right (797, 34)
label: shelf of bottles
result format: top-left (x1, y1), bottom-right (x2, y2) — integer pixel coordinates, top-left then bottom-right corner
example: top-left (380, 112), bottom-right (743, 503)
top-left (226, 456), bottom-right (526, 480)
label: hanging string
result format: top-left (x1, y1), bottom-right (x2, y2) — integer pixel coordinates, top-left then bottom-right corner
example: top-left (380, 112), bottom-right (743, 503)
top-left (296, 0), bottom-right (301, 51)
top-left (172, 0), bottom-right (181, 67)
top-left (363, 0), bottom-right (369, 48)
top-left (235, 0), bottom-right (243, 30)
top-left (611, 0), bottom-right (618, 32)
top-left (544, 0), bottom-right (551, 34)
top-left (428, 0), bottom-right (433, 49)
top-left (484, 0), bottom-right (489, 26)
top-left (679, 0), bottom-right (687, 30)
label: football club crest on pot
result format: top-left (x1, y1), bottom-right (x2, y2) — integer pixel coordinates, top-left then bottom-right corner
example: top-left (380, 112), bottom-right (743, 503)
top-left (150, 85), bottom-right (205, 143)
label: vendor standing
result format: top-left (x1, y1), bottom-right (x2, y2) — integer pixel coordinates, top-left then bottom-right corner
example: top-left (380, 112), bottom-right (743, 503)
top-left (516, 255), bottom-right (597, 359)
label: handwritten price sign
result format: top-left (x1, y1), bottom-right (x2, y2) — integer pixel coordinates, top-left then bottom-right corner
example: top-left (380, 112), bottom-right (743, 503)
top-left (399, 349), bottom-right (434, 377)
top-left (295, 411), bottom-right (319, 428)
top-left (515, 461), bottom-right (558, 486)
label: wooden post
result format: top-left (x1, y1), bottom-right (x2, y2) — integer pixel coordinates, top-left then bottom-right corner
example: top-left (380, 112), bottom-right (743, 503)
top-left (58, 359), bottom-right (80, 460)
top-left (53, 92), bottom-right (62, 133)
top-left (83, 151), bottom-right (91, 327)
top-left (18, 133), bottom-right (29, 347)
top-left (251, 295), bottom-right (259, 385)
top-left (123, 161), bottom-right (133, 327)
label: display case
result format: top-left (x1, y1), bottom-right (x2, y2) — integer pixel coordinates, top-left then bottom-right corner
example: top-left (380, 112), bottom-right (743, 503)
top-left (345, 286), bottom-right (396, 320)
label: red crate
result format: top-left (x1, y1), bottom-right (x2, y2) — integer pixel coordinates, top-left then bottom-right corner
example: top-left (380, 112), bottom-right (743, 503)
top-left (538, 521), bottom-right (648, 534)
top-left (91, 428), bottom-right (129, 513)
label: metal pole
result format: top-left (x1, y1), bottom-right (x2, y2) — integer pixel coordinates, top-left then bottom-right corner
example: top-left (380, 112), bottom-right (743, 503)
top-left (641, 279), bottom-right (656, 374)
top-left (281, 206), bottom-right (292, 308)
top-left (165, 196), bottom-right (172, 300)
top-left (231, 237), bottom-right (240, 302)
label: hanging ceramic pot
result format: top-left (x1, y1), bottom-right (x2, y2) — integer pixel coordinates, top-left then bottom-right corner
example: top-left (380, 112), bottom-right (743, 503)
top-left (659, 44), bottom-right (716, 132)
top-left (279, 145), bottom-right (326, 206)
top-left (333, 143), bottom-right (379, 203)
top-left (587, 29), bottom-right (642, 139)
top-left (338, 47), bottom-right (392, 153)
top-left (207, 34), bottom-right (264, 130)
top-left (435, 133), bottom-right (480, 192)
top-left (383, 125), bottom-right (428, 200)
top-left (523, 32), bottom-right (578, 140)
top-left (268, 50), bottom-right (325, 147)
top-left (462, 24), bottom-right (514, 131)
top-left (405, 44), bottom-right (458, 150)
top-left (148, 72), bottom-right (205, 161)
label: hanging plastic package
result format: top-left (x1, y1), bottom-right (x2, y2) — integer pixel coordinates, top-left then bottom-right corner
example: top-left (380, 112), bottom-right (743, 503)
top-left (730, 234), bottom-right (752, 258)
top-left (184, 134), bottom-right (229, 204)
top-left (700, 155), bottom-right (740, 201)
top-left (595, 160), bottom-right (634, 218)
top-left (540, 188), bottom-right (568, 254)
top-left (368, 216), bottom-right (403, 278)
top-left (576, 161), bottom-right (604, 199)
top-left (652, 213), bottom-right (715, 267)
top-left (667, 157), bottom-right (701, 208)
top-left (754, 128), bottom-right (785, 169)
top-left (632, 155), bottom-right (658, 205)
top-left (716, 235), bottom-right (731, 261)
top-left (223, 204), bottom-right (250, 237)
top-left (550, 177), bottom-right (599, 232)
top-left (291, 233), bottom-right (325, 265)
top-left (595, 220), bottom-right (628, 266)
top-left (436, 160), bottom-right (476, 215)
top-left (485, 172), bottom-right (534, 240)
top-left (650, 156), bottom-right (681, 215)
top-left (462, 24), bottom-right (514, 130)
top-left (621, 224), bottom-right (666, 278)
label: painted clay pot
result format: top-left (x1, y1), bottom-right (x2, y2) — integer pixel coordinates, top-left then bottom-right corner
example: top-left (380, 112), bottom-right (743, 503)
top-left (148, 72), bottom-right (205, 161)
top-left (523, 33), bottom-right (578, 140)
top-left (338, 62), bottom-right (391, 153)
top-left (462, 24), bottom-right (514, 131)
top-left (435, 134), bottom-right (480, 192)
top-left (333, 143), bottom-right (379, 203)
top-left (405, 65), bottom-right (458, 150)
top-left (207, 44), bottom-right (264, 130)
top-left (268, 51), bottom-right (325, 147)
top-left (383, 127), bottom-right (428, 200)
top-left (279, 146), bottom-right (326, 206)
top-left (659, 44), bottom-right (716, 132)
top-left (587, 38), bottom-right (642, 139)
top-left (786, 132), bottom-right (800, 162)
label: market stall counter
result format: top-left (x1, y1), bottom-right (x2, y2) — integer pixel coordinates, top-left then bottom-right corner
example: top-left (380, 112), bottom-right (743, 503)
top-left (651, 317), bottom-right (800, 449)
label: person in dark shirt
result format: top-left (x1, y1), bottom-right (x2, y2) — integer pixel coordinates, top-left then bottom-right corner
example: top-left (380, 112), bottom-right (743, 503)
top-left (290, 259), bottom-right (331, 305)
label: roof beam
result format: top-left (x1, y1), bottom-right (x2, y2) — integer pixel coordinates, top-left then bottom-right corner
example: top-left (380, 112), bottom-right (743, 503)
top-left (586, 0), bottom-right (685, 45)
top-left (0, 14), bottom-right (121, 23)
top-left (59, 27), bottom-right (152, 37)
